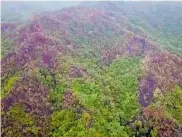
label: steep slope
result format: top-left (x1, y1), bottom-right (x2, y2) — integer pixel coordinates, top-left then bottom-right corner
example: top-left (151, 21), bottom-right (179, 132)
top-left (1, 2), bottom-right (182, 137)
top-left (81, 1), bottom-right (182, 56)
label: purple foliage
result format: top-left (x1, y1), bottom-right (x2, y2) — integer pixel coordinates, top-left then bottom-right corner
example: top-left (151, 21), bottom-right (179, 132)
top-left (19, 33), bottom-right (28, 42)
top-left (42, 53), bottom-right (53, 68)
top-left (127, 45), bottom-right (131, 53)
top-left (30, 33), bottom-right (47, 44)
top-left (1, 23), bottom-right (16, 33)
top-left (1, 25), bottom-right (8, 32)
top-left (2, 96), bottom-right (16, 112)
top-left (139, 74), bottom-right (156, 107)
top-left (69, 66), bottom-right (88, 78)
top-left (2, 52), bottom-right (16, 62)
top-left (20, 45), bottom-right (35, 58)
top-left (139, 37), bottom-right (146, 46)
top-left (20, 46), bottom-right (32, 54)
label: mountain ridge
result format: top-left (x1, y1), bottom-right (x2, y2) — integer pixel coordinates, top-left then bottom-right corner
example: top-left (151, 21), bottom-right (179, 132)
top-left (1, 2), bottom-right (182, 137)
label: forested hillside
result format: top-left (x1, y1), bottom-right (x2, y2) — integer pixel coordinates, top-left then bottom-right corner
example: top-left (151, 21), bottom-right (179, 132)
top-left (1, 1), bottom-right (182, 137)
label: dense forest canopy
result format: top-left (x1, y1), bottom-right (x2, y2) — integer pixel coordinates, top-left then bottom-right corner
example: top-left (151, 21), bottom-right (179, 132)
top-left (1, 1), bottom-right (182, 137)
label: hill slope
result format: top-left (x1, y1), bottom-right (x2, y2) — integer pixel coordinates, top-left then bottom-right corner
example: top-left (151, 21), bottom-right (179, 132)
top-left (1, 2), bottom-right (182, 137)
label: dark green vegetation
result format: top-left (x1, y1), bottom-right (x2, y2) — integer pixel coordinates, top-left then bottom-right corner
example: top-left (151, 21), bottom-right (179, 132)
top-left (1, 1), bottom-right (182, 137)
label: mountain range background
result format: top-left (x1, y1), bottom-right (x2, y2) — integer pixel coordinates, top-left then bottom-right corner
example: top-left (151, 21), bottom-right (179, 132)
top-left (1, 1), bottom-right (182, 137)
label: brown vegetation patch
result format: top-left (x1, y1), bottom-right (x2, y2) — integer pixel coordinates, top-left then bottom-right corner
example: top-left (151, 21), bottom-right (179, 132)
top-left (139, 73), bottom-right (156, 107)
top-left (62, 89), bottom-right (78, 109)
top-left (1, 77), bottom-right (51, 116)
top-left (145, 52), bottom-right (182, 91)
top-left (101, 33), bottom-right (160, 65)
top-left (143, 107), bottom-right (182, 137)
top-left (68, 66), bottom-right (88, 78)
